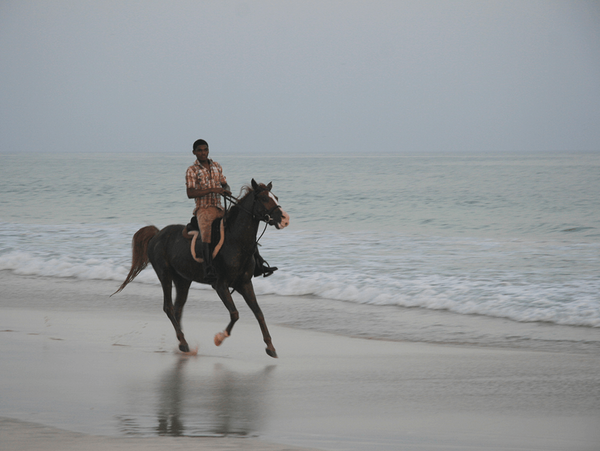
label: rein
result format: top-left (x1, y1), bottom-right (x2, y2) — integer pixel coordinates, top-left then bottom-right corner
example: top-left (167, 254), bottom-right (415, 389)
top-left (222, 192), bottom-right (282, 224)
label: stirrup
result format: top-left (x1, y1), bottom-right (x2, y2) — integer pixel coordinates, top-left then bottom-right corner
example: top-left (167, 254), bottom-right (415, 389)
top-left (261, 265), bottom-right (278, 277)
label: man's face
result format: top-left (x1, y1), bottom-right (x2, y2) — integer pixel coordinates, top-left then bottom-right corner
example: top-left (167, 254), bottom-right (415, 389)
top-left (193, 145), bottom-right (209, 163)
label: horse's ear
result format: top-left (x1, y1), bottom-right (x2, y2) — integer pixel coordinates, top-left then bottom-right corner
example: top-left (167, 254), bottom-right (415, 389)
top-left (267, 182), bottom-right (272, 190)
top-left (251, 179), bottom-right (258, 190)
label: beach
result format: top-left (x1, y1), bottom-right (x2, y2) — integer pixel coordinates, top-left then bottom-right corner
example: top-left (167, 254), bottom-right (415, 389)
top-left (1, 271), bottom-right (599, 451)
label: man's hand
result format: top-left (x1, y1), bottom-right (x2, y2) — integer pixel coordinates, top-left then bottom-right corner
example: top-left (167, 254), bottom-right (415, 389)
top-left (221, 183), bottom-right (232, 197)
top-left (186, 184), bottom-right (231, 199)
top-left (212, 187), bottom-right (232, 196)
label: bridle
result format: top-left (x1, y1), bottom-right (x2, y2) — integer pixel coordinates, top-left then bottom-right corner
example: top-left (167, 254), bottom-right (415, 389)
top-left (222, 191), bottom-right (283, 225)
top-left (222, 189), bottom-right (283, 252)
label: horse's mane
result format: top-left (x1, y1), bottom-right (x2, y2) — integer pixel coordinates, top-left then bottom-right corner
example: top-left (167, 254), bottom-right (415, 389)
top-left (237, 185), bottom-right (254, 202)
top-left (224, 184), bottom-right (254, 225)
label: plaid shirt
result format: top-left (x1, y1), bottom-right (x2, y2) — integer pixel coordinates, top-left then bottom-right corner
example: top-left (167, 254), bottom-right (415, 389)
top-left (185, 159), bottom-right (227, 213)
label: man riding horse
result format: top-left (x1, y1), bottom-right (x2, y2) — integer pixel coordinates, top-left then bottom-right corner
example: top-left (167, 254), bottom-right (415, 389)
top-left (185, 139), bottom-right (277, 282)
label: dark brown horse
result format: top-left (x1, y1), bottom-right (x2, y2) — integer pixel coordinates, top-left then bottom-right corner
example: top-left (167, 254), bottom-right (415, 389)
top-left (113, 180), bottom-right (290, 358)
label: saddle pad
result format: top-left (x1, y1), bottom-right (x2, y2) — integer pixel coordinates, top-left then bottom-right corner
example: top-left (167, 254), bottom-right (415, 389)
top-left (188, 218), bottom-right (225, 263)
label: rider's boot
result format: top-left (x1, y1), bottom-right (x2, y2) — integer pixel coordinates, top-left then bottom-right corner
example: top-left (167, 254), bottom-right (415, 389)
top-left (254, 250), bottom-right (278, 277)
top-left (201, 243), bottom-right (217, 283)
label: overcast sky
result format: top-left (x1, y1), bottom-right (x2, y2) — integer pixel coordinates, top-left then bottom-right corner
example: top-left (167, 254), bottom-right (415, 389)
top-left (1, 0), bottom-right (599, 154)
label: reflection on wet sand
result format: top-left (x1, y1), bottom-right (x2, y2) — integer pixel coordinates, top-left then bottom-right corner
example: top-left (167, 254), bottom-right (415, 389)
top-left (118, 357), bottom-right (276, 438)
top-left (156, 356), bottom-right (187, 436)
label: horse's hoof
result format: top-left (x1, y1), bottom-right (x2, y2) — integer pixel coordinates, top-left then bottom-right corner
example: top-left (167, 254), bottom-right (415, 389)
top-left (266, 347), bottom-right (278, 358)
top-left (214, 331), bottom-right (229, 347)
top-left (179, 343), bottom-right (190, 353)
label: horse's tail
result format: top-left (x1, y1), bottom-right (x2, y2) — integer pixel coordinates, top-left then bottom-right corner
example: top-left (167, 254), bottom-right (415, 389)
top-left (111, 225), bottom-right (160, 296)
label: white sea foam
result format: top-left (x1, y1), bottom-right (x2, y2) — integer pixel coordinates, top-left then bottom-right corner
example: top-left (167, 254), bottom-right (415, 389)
top-left (252, 271), bottom-right (600, 328)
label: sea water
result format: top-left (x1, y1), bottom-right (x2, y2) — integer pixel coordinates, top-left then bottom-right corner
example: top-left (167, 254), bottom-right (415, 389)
top-left (1, 151), bottom-right (599, 350)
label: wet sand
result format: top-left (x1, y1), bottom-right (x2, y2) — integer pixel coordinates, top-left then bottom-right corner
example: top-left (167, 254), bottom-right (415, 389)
top-left (1, 272), bottom-right (600, 451)
top-left (0, 416), bottom-right (319, 451)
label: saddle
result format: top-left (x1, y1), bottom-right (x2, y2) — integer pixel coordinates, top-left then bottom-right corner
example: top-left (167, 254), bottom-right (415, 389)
top-left (182, 217), bottom-right (225, 263)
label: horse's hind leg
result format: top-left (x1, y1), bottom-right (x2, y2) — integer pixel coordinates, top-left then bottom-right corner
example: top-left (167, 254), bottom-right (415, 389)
top-left (158, 271), bottom-right (190, 353)
top-left (172, 273), bottom-right (192, 327)
top-left (236, 281), bottom-right (277, 358)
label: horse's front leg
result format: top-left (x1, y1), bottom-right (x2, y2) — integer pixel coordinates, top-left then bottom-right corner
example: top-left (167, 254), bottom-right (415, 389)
top-left (213, 282), bottom-right (239, 347)
top-left (235, 281), bottom-right (277, 358)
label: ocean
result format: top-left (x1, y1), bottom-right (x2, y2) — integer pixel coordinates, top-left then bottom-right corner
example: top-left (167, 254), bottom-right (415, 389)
top-left (1, 151), bottom-right (599, 353)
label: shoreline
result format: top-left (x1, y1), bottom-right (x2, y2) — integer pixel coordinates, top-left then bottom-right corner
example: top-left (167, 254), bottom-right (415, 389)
top-left (2, 271), bottom-right (600, 450)
top-left (3, 270), bottom-right (600, 355)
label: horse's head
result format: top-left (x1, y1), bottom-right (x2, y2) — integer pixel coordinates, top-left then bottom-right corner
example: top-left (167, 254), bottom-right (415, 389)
top-left (251, 179), bottom-right (290, 229)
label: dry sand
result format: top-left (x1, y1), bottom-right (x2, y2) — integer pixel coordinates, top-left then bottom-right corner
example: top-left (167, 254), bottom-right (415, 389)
top-left (1, 272), bottom-right (599, 451)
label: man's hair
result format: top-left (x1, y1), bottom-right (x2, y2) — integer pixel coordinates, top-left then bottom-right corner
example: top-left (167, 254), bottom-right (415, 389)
top-left (193, 139), bottom-right (208, 151)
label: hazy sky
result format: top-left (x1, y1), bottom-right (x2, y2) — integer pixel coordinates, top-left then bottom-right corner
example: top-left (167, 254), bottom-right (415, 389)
top-left (1, 0), bottom-right (599, 154)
